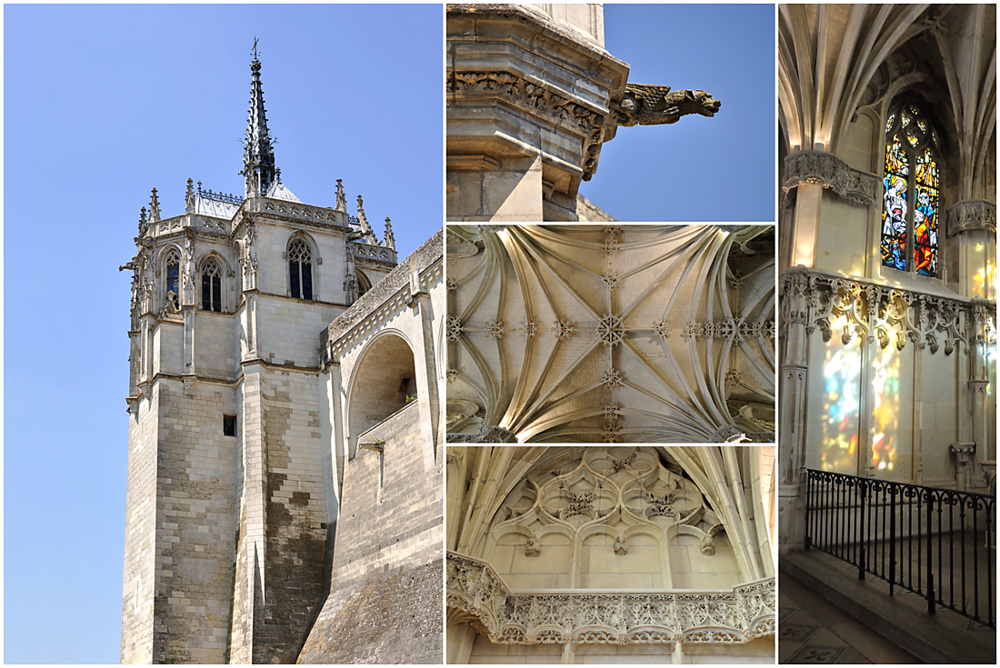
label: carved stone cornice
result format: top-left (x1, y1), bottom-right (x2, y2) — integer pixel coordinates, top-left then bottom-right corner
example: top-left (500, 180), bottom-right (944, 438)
top-left (947, 200), bottom-right (997, 238)
top-left (447, 71), bottom-right (607, 181)
top-left (781, 151), bottom-right (878, 207)
top-left (779, 267), bottom-right (986, 355)
top-left (446, 552), bottom-right (775, 645)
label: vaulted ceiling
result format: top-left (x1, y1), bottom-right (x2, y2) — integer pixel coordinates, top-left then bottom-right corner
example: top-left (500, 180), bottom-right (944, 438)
top-left (446, 225), bottom-right (775, 442)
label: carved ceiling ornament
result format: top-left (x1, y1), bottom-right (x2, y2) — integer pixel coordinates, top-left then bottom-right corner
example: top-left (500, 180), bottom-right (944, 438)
top-left (446, 225), bottom-right (775, 442)
top-left (780, 267), bottom-right (971, 355)
top-left (487, 448), bottom-right (717, 551)
top-left (781, 150), bottom-right (879, 207)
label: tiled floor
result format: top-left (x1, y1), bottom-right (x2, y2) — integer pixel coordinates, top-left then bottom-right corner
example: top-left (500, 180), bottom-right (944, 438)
top-left (778, 570), bottom-right (921, 664)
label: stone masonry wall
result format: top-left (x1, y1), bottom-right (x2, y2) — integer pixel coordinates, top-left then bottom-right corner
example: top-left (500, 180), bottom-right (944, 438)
top-left (121, 393), bottom-right (159, 663)
top-left (252, 368), bottom-right (329, 663)
top-left (297, 401), bottom-right (443, 663)
top-left (150, 380), bottom-right (238, 664)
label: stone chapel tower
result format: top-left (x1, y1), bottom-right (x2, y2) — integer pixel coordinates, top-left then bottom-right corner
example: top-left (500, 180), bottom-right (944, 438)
top-left (120, 54), bottom-right (399, 663)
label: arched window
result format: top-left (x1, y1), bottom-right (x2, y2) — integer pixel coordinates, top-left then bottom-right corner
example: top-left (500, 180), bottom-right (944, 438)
top-left (164, 248), bottom-right (180, 310)
top-left (201, 259), bottom-right (222, 312)
top-left (357, 269), bottom-right (372, 298)
top-left (881, 102), bottom-right (941, 277)
top-left (288, 238), bottom-right (313, 300)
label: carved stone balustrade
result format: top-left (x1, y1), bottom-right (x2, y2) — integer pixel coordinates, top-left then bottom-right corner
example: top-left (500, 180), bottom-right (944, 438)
top-left (779, 267), bottom-right (996, 355)
top-left (446, 552), bottom-right (775, 646)
top-left (351, 241), bottom-right (397, 266)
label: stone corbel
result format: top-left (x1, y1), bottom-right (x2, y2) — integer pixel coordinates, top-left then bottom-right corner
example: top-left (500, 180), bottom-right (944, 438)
top-left (947, 200), bottom-right (997, 237)
top-left (781, 151), bottom-right (878, 207)
top-left (950, 443), bottom-right (976, 490)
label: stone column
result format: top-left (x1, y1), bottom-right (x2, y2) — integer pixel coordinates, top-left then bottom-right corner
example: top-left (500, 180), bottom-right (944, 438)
top-left (778, 268), bottom-right (810, 552)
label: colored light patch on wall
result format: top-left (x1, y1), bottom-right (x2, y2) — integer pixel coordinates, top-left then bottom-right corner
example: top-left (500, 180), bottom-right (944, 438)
top-left (820, 343), bottom-right (861, 473)
top-left (870, 346), bottom-right (902, 475)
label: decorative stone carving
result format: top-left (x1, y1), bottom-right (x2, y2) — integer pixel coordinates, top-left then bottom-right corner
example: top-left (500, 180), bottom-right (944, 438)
top-left (447, 425), bottom-right (519, 443)
top-left (517, 321), bottom-right (538, 337)
top-left (552, 320), bottom-right (576, 340)
top-left (524, 537), bottom-right (541, 557)
top-left (602, 368), bottom-right (625, 389)
top-left (484, 320), bottom-right (504, 340)
top-left (597, 314), bottom-right (626, 347)
top-left (446, 552), bottom-right (775, 646)
top-left (602, 422), bottom-right (623, 443)
top-left (601, 268), bottom-right (622, 290)
top-left (613, 535), bottom-right (629, 556)
top-left (447, 71), bottom-right (607, 181)
top-left (447, 315), bottom-right (466, 342)
top-left (611, 84), bottom-right (721, 127)
top-left (781, 150), bottom-right (879, 206)
top-left (779, 267), bottom-right (971, 355)
top-left (947, 200), bottom-right (996, 237)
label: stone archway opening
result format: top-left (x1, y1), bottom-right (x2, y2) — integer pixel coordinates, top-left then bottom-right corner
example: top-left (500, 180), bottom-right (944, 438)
top-left (348, 333), bottom-right (417, 454)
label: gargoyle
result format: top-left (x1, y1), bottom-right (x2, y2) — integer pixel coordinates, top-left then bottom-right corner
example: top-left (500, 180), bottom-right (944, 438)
top-left (611, 84), bottom-right (721, 127)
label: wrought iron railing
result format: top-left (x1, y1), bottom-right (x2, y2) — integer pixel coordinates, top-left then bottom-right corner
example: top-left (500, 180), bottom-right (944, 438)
top-left (805, 469), bottom-right (995, 629)
top-left (197, 184), bottom-right (244, 205)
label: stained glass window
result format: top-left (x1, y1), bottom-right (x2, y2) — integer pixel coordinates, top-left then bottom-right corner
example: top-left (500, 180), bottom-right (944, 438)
top-left (881, 102), bottom-right (940, 277)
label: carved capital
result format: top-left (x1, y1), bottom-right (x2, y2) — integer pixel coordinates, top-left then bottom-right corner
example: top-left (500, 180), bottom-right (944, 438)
top-left (781, 151), bottom-right (878, 206)
top-left (947, 200), bottom-right (997, 238)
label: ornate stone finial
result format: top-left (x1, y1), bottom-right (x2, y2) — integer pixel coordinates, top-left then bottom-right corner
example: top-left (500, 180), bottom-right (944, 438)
top-left (185, 178), bottom-right (195, 213)
top-left (383, 217), bottom-right (396, 250)
top-left (611, 84), bottom-right (721, 128)
top-left (240, 51), bottom-right (277, 198)
top-left (149, 188), bottom-right (161, 223)
top-left (356, 194), bottom-right (377, 244)
top-left (335, 178), bottom-right (347, 212)
top-left (138, 206), bottom-right (148, 235)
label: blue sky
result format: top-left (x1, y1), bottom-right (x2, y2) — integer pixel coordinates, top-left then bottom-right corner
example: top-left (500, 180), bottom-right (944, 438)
top-left (3, 4), bottom-right (442, 663)
top-left (581, 4), bottom-right (776, 221)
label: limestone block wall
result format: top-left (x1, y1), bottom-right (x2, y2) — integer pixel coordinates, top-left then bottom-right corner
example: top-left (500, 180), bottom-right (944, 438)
top-left (148, 379), bottom-right (239, 664)
top-left (255, 294), bottom-right (342, 368)
top-left (194, 311), bottom-right (237, 379)
top-left (121, 394), bottom-right (159, 663)
top-left (153, 321), bottom-right (183, 376)
top-left (297, 402), bottom-right (444, 663)
top-left (253, 368), bottom-right (329, 663)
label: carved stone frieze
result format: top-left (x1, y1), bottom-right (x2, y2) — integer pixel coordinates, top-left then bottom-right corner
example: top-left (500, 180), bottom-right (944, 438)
top-left (947, 200), bottom-right (997, 237)
top-left (779, 267), bottom-right (979, 355)
top-left (446, 552), bottom-right (775, 646)
top-left (781, 151), bottom-right (878, 206)
top-left (447, 71), bottom-right (606, 181)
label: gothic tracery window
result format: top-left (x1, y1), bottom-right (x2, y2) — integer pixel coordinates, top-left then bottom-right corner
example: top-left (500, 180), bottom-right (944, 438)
top-left (164, 248), bottom-right (180, 310)
top-left (201, 259), bottom-right (222, 312)
top-left (288, 238), bottom-right (313, 300)
top-left (881, 102), bottom-right (941, 277)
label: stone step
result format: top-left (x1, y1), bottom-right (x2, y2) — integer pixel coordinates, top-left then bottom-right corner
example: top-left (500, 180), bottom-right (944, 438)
top-left (781, 550), bottom-right (995, 664)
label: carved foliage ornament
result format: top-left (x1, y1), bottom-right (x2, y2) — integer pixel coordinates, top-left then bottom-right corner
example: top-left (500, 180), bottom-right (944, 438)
top-left (947, 200), bottom-right (997, 238)
top-left (446, 553), bottom-right (775, 645)
top-left (447, 71), bottom-right (606, 181)
top-left (779, 268), bottom-right (972, 355)
top-left (781, 151), bottom-right (878, 207)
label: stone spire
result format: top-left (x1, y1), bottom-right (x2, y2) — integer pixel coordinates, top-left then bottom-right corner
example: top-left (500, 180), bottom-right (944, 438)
top-left (240, 46), bottom-right (277, 198)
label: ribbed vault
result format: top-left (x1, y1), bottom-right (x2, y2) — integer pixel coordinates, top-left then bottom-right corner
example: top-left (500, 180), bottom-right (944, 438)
top-left (446, 225), bottom-right (775, 442)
